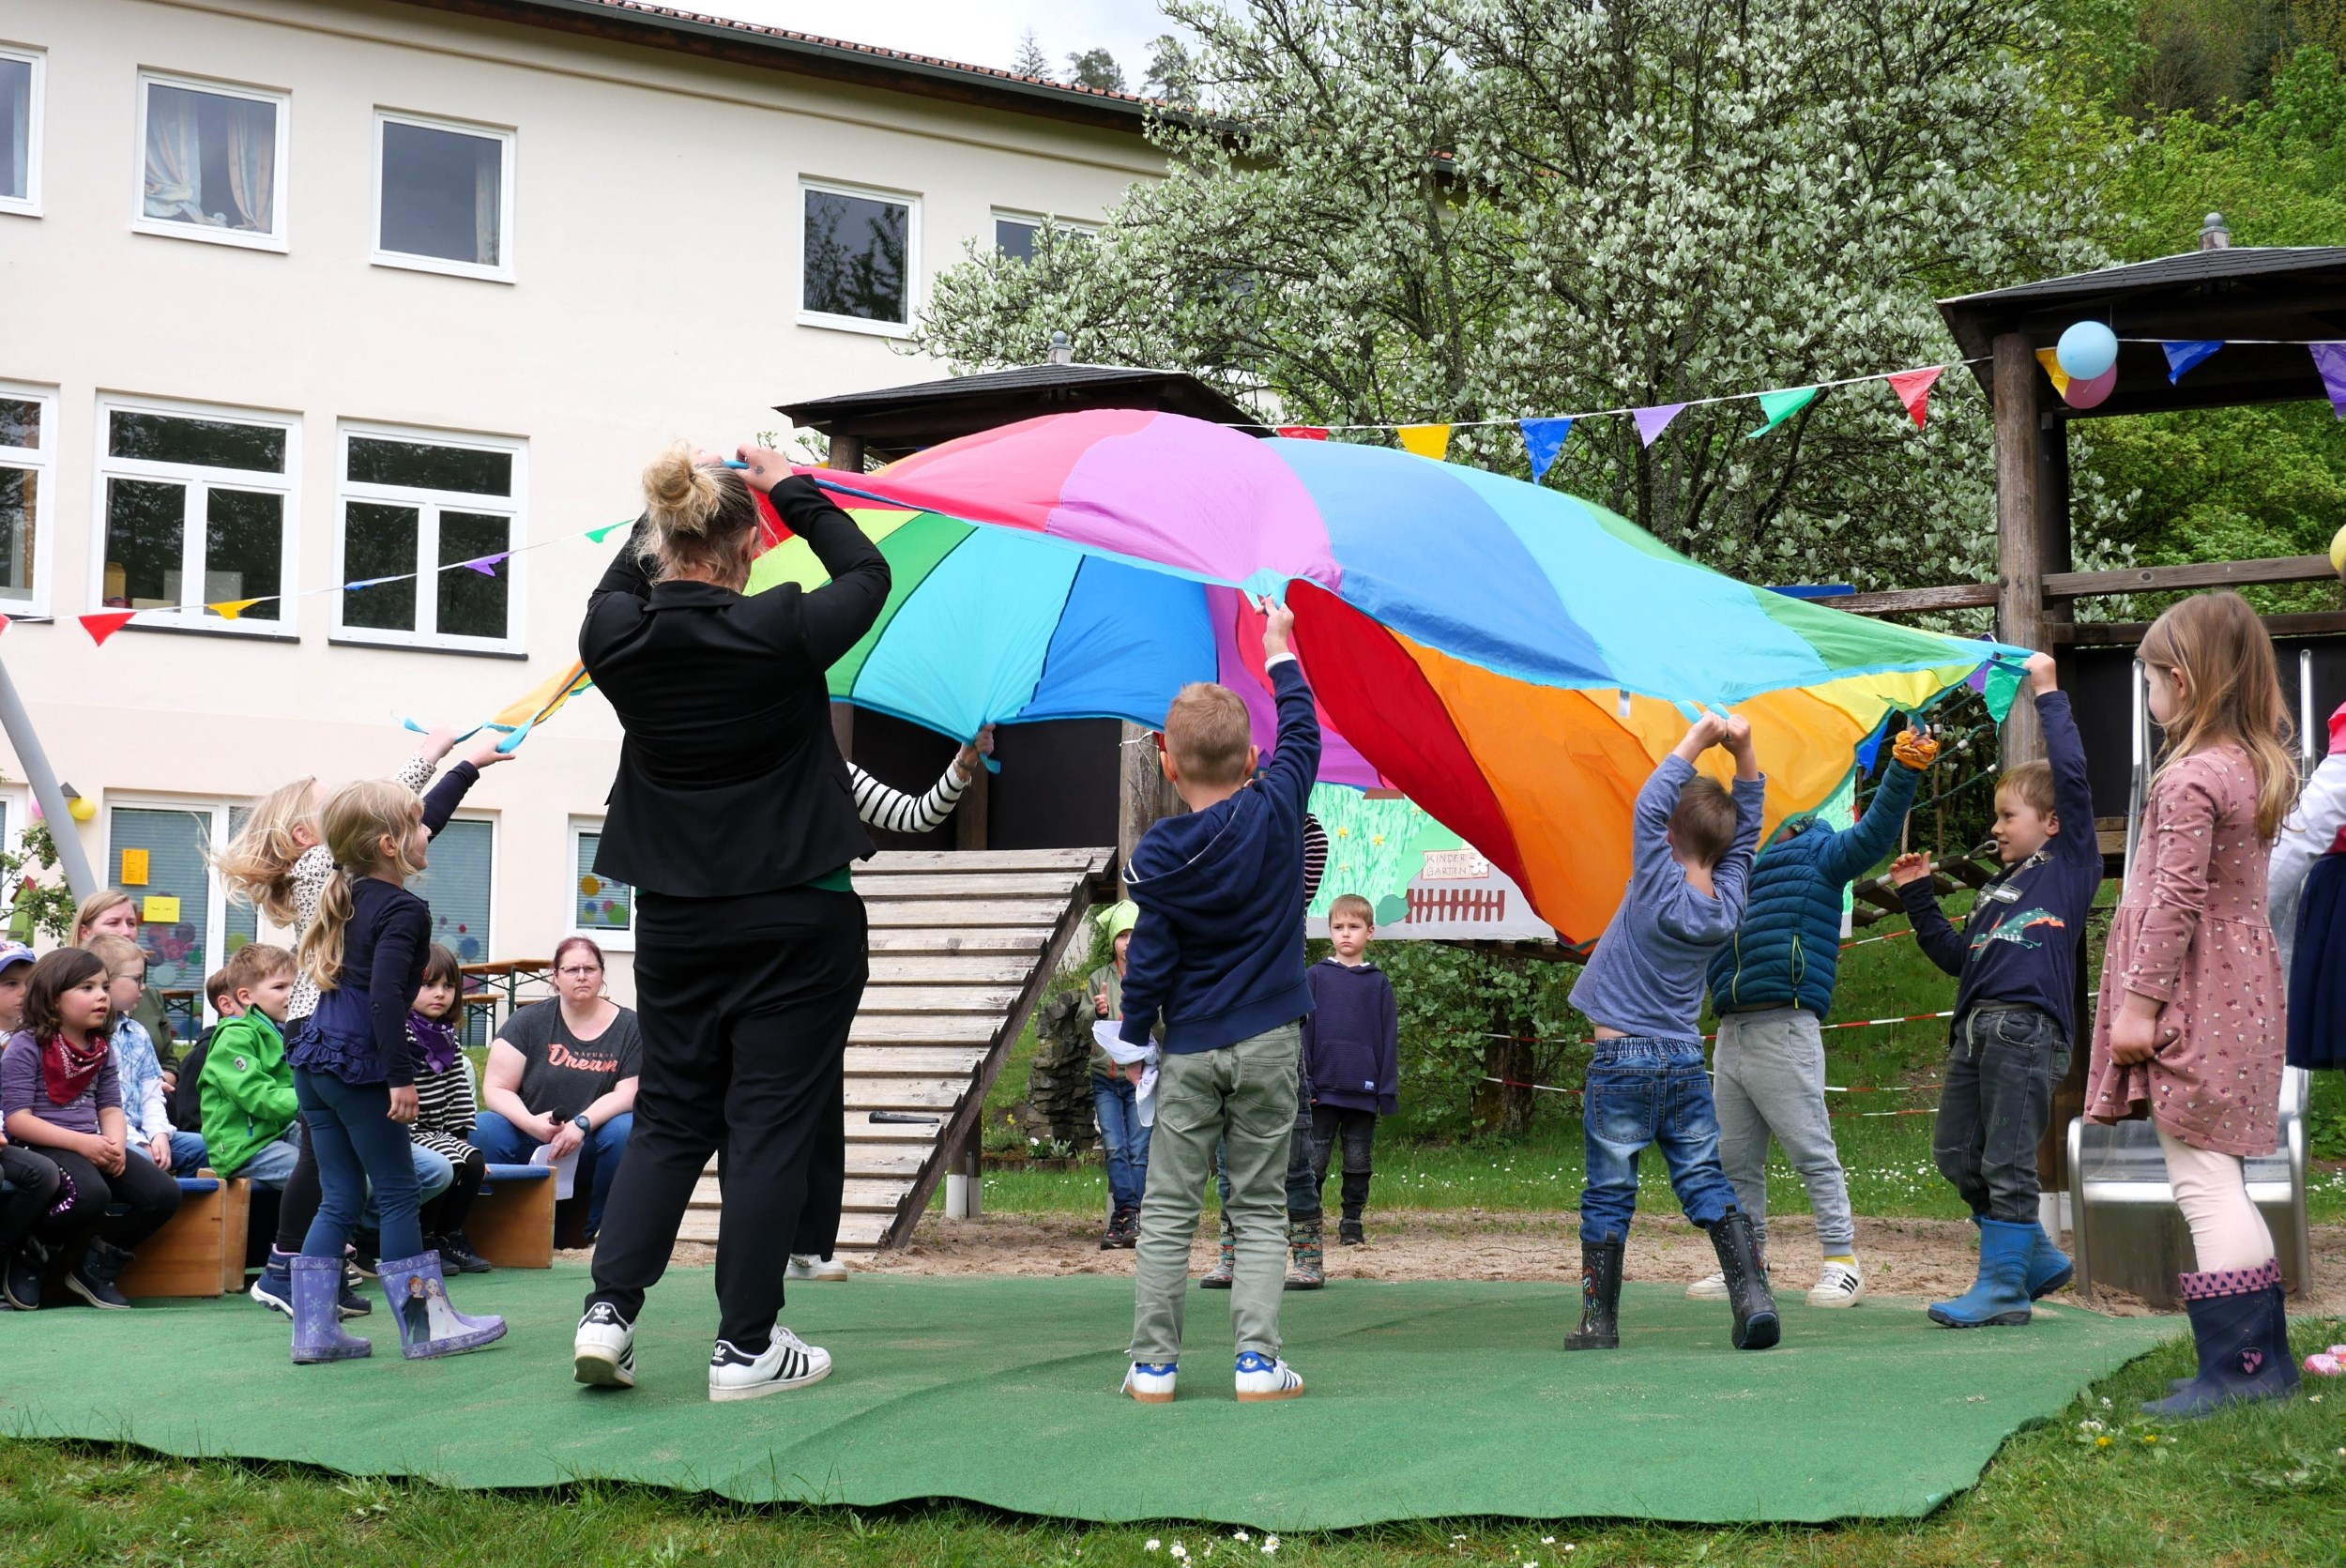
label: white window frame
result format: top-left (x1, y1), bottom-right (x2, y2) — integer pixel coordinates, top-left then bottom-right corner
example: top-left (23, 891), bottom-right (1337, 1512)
top-left (0, 784), bottom-right (25, 912)
top-left (331, 420), bottom-right (526, 653)
top-left (568, 817), bottom-right (634, 951)
top-left (992, 207), bottom-right (1097, 257)
top-left (0, 42), bottom-right (45, 218)
top-left (0, 378), bottom-right (54, 616)
top-left (90, 392), bottom-right (301, 635)
top-left (131, 69), bottom-right (291, 252)
top-left (103, 794), bottom-right (241, 1029)
top-left (798, 176), bottom-right (921, 339)
top-left (371, 108), bottom-right (515, 283)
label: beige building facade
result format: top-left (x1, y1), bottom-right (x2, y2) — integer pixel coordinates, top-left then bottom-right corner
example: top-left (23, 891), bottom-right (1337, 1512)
top-left (0, 0), bottom-right (1157, 1016)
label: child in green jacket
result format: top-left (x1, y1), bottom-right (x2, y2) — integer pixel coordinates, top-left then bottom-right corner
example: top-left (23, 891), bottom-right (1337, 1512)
top-left (199, 945), bottom-right (302, 1189)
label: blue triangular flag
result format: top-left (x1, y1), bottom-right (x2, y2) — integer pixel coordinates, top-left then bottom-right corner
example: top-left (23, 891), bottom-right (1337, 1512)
top-left (2161, 340), bottom-right (2223, 383)
top-left (1519, 418), bottom-right (1573, 482)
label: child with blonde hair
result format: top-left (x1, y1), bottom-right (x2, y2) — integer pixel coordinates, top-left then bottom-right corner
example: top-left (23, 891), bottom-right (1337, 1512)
top-left (283, 781), bottom-right (503, 1363)
top-left (2087, 591), bottom-right (2301, 1416)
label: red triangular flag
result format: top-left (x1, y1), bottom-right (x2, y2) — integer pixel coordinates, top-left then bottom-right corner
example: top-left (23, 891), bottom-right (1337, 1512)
top-left (1275, 425), bottom-right (1331, 439)
top-left (1886, 367), bottom-right (1942, 430)
top-left (81, 611), bottom-right (138, 646)
top-left (0, 614), bottom-right (9, 635)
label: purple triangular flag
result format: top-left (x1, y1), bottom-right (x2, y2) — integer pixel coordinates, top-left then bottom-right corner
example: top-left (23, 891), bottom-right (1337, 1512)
top-left (460, 554), bottom-right (510, 577)
top-left (2312, 343), bottom-right (2346, 419)
top-left (1519, 418), bottom-right (1573, 481)
top-left (2160, 340), bottom-right (2223, 383)
top-left (1632, 403), bottom-right (1686, 447)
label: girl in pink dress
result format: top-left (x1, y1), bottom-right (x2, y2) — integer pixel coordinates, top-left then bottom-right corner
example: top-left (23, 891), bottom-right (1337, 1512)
top-left (2087, 590), bottom-right (2300, 1417)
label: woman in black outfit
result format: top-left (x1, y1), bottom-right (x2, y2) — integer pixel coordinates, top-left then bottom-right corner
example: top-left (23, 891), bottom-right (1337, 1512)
top-left (571, 442), bottom-right (888, 1403)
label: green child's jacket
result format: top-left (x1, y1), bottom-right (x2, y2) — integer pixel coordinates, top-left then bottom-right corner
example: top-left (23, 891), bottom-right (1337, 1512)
top-left (198, 1012), bottom-right (297, 1178)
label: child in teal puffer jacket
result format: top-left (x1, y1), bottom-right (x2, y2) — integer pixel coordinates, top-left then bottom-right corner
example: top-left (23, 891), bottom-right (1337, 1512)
top-left (1696, 726), bottom-right (1931, 1308)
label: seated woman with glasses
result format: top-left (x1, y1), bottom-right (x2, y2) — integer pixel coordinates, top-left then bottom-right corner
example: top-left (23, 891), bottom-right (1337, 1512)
top-left (469, 936), bottom-right (639, 1241)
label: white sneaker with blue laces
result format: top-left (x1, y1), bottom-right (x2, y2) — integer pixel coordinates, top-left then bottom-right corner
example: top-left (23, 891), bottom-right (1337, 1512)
top-left (1124, 1361), bottom-right (1178, 1404)
top-left (1234, 1350), bottom-right (1304, 1402)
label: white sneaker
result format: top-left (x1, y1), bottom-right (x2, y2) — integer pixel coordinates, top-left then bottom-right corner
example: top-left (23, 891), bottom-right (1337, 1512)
top-left (1807, 1260), bottom-right (1866, 1308)
top-left (573, 1302), bottom-right (636, 1389)
top-left (786, 1254), bottom-right (849, 1282)
top-left (1684, 1271), bottom-right (1729, 1300)
top-left (1234, 1350), bottom-right (1304, 1402)
top-left (1123, 1361), bottom-right (1178, 1404)
top-left (708, 1326), bottom-right (831, 1402)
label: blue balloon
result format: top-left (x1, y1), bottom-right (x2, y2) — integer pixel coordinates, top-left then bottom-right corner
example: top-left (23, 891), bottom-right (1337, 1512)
top-left (2056, 320), bottom-right (2118, 382)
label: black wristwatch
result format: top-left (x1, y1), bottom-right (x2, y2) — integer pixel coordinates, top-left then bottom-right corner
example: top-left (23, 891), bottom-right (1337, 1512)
top-left (573, 1112), bottom-right (594, 1135)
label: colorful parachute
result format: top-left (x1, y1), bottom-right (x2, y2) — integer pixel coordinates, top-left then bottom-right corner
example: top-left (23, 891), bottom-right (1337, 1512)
top-left (799, 409), bottom-right (2025, 944)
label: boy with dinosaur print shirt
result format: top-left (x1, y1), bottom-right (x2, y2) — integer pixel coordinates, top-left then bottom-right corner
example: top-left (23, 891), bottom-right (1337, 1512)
top-left (1891, 652), bottom-right (2096, 1329)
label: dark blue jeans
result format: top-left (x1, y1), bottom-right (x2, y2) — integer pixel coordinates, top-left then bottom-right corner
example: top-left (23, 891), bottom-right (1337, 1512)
top-left (296, 1068), bottom-right (422, 1264)
top-left (1090, 1073), bottom-right (1153, 1211)
top-left (469, 1109), bottom-right (635, 1236)
top-left (1578, 1037), bottom-right (1739, 1244)
top-left (1933, 1004), bottom-right (2069, 1224)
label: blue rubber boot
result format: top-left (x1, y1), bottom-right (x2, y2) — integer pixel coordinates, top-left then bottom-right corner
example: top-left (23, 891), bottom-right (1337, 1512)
top-left (290, 1256), bottom-right (372, 1363)
top-left (1965, 1212), bottom-right (2074, 1300)
top-left (2141, 1261), bottom-right (2300, 1419)
top-left (379, 1251), bottom-right (506, 1360)
top-left (1929, 1217), bottom-right (2034, 1327)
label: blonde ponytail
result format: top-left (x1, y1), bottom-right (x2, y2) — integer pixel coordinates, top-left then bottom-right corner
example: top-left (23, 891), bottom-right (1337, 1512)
top-left (637, 441), bottom-right (760, 585)
top-left (298, 780), bottom-right (427, 992)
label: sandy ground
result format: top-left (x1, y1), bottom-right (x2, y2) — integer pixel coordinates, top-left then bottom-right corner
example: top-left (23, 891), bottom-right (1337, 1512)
top-left (661, 1210), bottom-right (2346, 1318)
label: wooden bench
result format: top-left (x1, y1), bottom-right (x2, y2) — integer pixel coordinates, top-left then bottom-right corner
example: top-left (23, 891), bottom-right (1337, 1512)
top-left (119, 1174), bottom-right (251, 1301)
top-left (466, 1163), bottom-right (555, 1269)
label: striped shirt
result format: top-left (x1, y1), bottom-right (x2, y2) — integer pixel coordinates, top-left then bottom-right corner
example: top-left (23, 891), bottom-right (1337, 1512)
top-left (849, 758), bottom-right (972, 835)
top-left (406, 1056), bottom-right (479, 1166)
top-left (1302, 813), bottom-right (1329, 905)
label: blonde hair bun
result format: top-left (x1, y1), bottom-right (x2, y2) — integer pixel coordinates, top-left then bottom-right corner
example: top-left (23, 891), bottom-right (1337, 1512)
top-left (643, 442), bottom-right (722, 538)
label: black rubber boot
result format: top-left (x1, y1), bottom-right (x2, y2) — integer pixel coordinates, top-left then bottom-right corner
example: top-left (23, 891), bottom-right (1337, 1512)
top-left (1709, 1210), bottom-right (1780, 1350)
top-left (1339, 1170), bottom-right (1370, 1244)
top-left (1562, 1241), bottom-right (1623, 1351)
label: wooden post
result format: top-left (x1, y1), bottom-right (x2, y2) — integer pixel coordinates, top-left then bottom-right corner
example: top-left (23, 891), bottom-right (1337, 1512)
top-left (2033, 400), bottom-right (2087, 1223)
top-left (1992, 331), bottom-right (2048, 766)
top-left (827, 432), bottom-right (864, 766)
top-left (1118, 722), bottom-right (1181, 878)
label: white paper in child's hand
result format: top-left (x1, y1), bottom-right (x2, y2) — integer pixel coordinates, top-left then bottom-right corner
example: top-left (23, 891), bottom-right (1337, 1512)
top-left (1094, 1023), bottom-right (1162, 1128)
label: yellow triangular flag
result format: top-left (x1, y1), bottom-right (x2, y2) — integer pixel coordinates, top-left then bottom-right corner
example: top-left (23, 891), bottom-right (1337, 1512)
top-left (2034, 348), bottom-right (2071, 398)
top-left (208, 599), bottom-right (263, 620)
top-left (1397, 423), bottom-right (1452, 461)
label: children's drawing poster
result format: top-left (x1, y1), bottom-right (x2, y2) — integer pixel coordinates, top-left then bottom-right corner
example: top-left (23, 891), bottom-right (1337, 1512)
top-left (1305, 785), bottom-right (1557, 942)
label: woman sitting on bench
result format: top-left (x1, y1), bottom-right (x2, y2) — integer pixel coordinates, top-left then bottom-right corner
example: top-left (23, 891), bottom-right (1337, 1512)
top-left (470, 938), bottom-right (638, 1242)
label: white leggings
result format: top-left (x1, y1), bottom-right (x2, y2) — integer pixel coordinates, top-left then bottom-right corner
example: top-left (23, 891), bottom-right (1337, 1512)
top-left (2157, 1129), bottom-right (2275, 1273)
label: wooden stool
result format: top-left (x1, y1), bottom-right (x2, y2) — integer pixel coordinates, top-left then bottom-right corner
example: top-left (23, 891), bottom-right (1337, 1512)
top-left (467, 1164), bottom-right (556, 1269)
top-left (119, 1174), bottom-right (250, 1300)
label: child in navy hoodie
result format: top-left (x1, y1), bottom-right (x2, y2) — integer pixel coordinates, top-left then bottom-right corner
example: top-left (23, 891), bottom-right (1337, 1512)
top-left (1120, 601), bottom-right (1319, 1406)
top-left (1303, 893), bottom-right (1397, 1246)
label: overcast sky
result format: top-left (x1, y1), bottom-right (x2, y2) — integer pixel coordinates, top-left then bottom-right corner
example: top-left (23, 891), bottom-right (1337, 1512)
top-left (690, 1), bottom-right (1181, 80)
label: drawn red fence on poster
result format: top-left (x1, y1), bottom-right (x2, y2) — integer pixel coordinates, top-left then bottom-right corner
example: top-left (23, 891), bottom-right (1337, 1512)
top-left (1407, 887), bottom-right (1508, 924)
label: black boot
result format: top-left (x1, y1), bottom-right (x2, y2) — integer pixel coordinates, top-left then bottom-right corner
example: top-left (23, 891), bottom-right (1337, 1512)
top-left (1339, 1169), bottom-right (1370, 1245)
top-left (1563, 1241), bottom-right (1623, 1350)
top-left (1709, 1210), bottom-right (1779, 1350)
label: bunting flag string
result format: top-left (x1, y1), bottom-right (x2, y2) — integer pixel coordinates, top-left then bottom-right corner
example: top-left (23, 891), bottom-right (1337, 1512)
top-left (1396, 423), bottom-right (1452, 461)
top-left (1633, 402), bottom-right (1687, 447)
top-left (1886, 366), bottom-right (1941, 429)
top-left (1746, 385), bottom-right (1820, 439)
top-left (2160, 340), bottom-right (2223, 383)
top-left (1518, 417), bottom-right (1573, 482)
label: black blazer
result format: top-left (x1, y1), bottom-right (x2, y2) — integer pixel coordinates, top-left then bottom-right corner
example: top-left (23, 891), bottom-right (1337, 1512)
top-left (581, 476), bottom-right (891, 898)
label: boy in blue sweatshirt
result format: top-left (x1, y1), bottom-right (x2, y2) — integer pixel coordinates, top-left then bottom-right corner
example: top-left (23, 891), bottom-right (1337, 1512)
top-left (1696, 723), bottom-right (1934, 1309)
top-left (1120, 602), bottom-right (1319, 1406)
top-left (1303, 893), bottom-right (1398, 1247)
top-left (1566, 711), bottom-right (1776, 1353)
top-left (1891, 652), bottom-right (2091, 1328)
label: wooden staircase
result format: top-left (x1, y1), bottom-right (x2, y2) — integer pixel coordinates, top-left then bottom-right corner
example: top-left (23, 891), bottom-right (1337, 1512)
top-left (682, 846), bottom-right (1112, 1251)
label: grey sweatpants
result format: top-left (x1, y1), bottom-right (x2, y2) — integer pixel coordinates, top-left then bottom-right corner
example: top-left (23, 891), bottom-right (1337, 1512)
top-left (1713, 1006), bottom-right (1855, 1255)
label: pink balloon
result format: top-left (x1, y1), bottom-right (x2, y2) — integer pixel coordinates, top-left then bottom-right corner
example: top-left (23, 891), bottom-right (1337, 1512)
top-left (2065, 364), bottom-right (2117, 409)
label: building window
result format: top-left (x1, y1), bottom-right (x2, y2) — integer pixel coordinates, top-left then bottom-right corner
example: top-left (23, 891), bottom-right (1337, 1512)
top-left (107, 799), bottom-right (252, 1030)
top-left (409, 816), bottom-right (492, 963)
top-left (136, 72), bottom-right (288, 249)
top-left (335, 426), bottom-right (522, 651)
top-left (994, 211), bottom-right (1095, 264)
top-left (571, 823), bottom-right (632, 944)
top-left (0, 46), bottom-right (42, 216)
top-left (374, 111), bottom-right (512, 281)
top-left (800, 180), bottom-right (916, 334)
top-left (0, 382), bottom-right (51, 611)
top-left (96, 400), bottom-right (297, 631)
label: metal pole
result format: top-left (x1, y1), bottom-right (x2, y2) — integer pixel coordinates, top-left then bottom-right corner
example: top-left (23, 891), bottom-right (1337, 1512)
top-left (0, 651), bottom-right (98, 901)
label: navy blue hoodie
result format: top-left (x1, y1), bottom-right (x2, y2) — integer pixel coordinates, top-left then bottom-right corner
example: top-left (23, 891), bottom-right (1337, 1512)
top-left (1120, 657), bottom-right (1322, 1055)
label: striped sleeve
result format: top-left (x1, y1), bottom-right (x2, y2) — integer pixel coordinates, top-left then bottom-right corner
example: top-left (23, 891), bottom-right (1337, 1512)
top-left (850, 759), bottom-right (970, 836)
top-left (1302, 812), bottom-right (1330, 905)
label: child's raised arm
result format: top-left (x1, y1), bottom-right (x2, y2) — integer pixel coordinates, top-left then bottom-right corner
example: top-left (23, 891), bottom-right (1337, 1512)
top-left (1257, 601), bottom-right (1323, 812)
top-left (1891, 851), bottom-right (1965, 976)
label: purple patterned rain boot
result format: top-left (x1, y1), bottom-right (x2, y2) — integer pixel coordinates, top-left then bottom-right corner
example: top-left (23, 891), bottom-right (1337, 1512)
top-left (290, 1255), bottom-right (373, 1363)
top-left (378, 1251), bottom-right (506, 1360)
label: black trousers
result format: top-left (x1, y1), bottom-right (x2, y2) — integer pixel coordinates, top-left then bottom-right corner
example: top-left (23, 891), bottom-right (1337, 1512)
top-left (39, 1146), bottom-right (183, 1252)
top-left (2, 1145), bottom-right (63, 1255)
top-left (421, 1148), bottom-right (486, 1237)
top-left (588, 884), bottom-right (867, 1347)
top-left (1310, 1104), bottom-right (1379, 1220)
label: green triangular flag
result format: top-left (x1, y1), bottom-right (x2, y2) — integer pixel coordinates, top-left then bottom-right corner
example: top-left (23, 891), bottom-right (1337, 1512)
top-left (1745, 385), bottom-right (1820, 438)
top-left (1982, 660), bottom-right (2025, 723)
top-left (587, 522), bottom-right (628, 543)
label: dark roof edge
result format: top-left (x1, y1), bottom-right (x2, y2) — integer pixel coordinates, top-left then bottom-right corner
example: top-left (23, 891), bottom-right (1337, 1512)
top-left (381, 0), bottom-right (1162, 135)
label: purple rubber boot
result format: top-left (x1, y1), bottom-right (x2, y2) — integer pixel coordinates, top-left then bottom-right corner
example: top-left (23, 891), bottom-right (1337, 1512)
top-left (378, 1251), bottom-right (506, 1360)
top-left (290, 1255), bottom-right (373, 1363)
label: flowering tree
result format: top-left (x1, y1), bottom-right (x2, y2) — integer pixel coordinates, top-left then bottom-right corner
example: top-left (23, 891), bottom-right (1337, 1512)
top-left (922, 0), bottom-right (2124, 591)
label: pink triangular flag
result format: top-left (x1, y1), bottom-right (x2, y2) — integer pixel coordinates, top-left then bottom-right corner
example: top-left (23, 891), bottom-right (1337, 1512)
top-left (1632, 403), bottom-right (1686, 447)
top-left (1886, 367), bottom-right (1941, 430)
top-left (81, 611), bottom-right (137, 646)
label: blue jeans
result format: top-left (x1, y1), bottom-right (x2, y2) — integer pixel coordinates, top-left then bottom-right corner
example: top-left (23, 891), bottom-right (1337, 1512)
top-left (295, 1069), bottom-right (423, 1264)
top-left (470, 1109), bottom-right (634, 1236)
top-left (235, 1130), bottom-right (303, 1189)
top-left (1090, 1073), bottom-right (1153, 1211)
top-left (1578, 1037), bottom-right (1739, 1244)
top-left (129, 1129), bottom-right (210, 1174)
